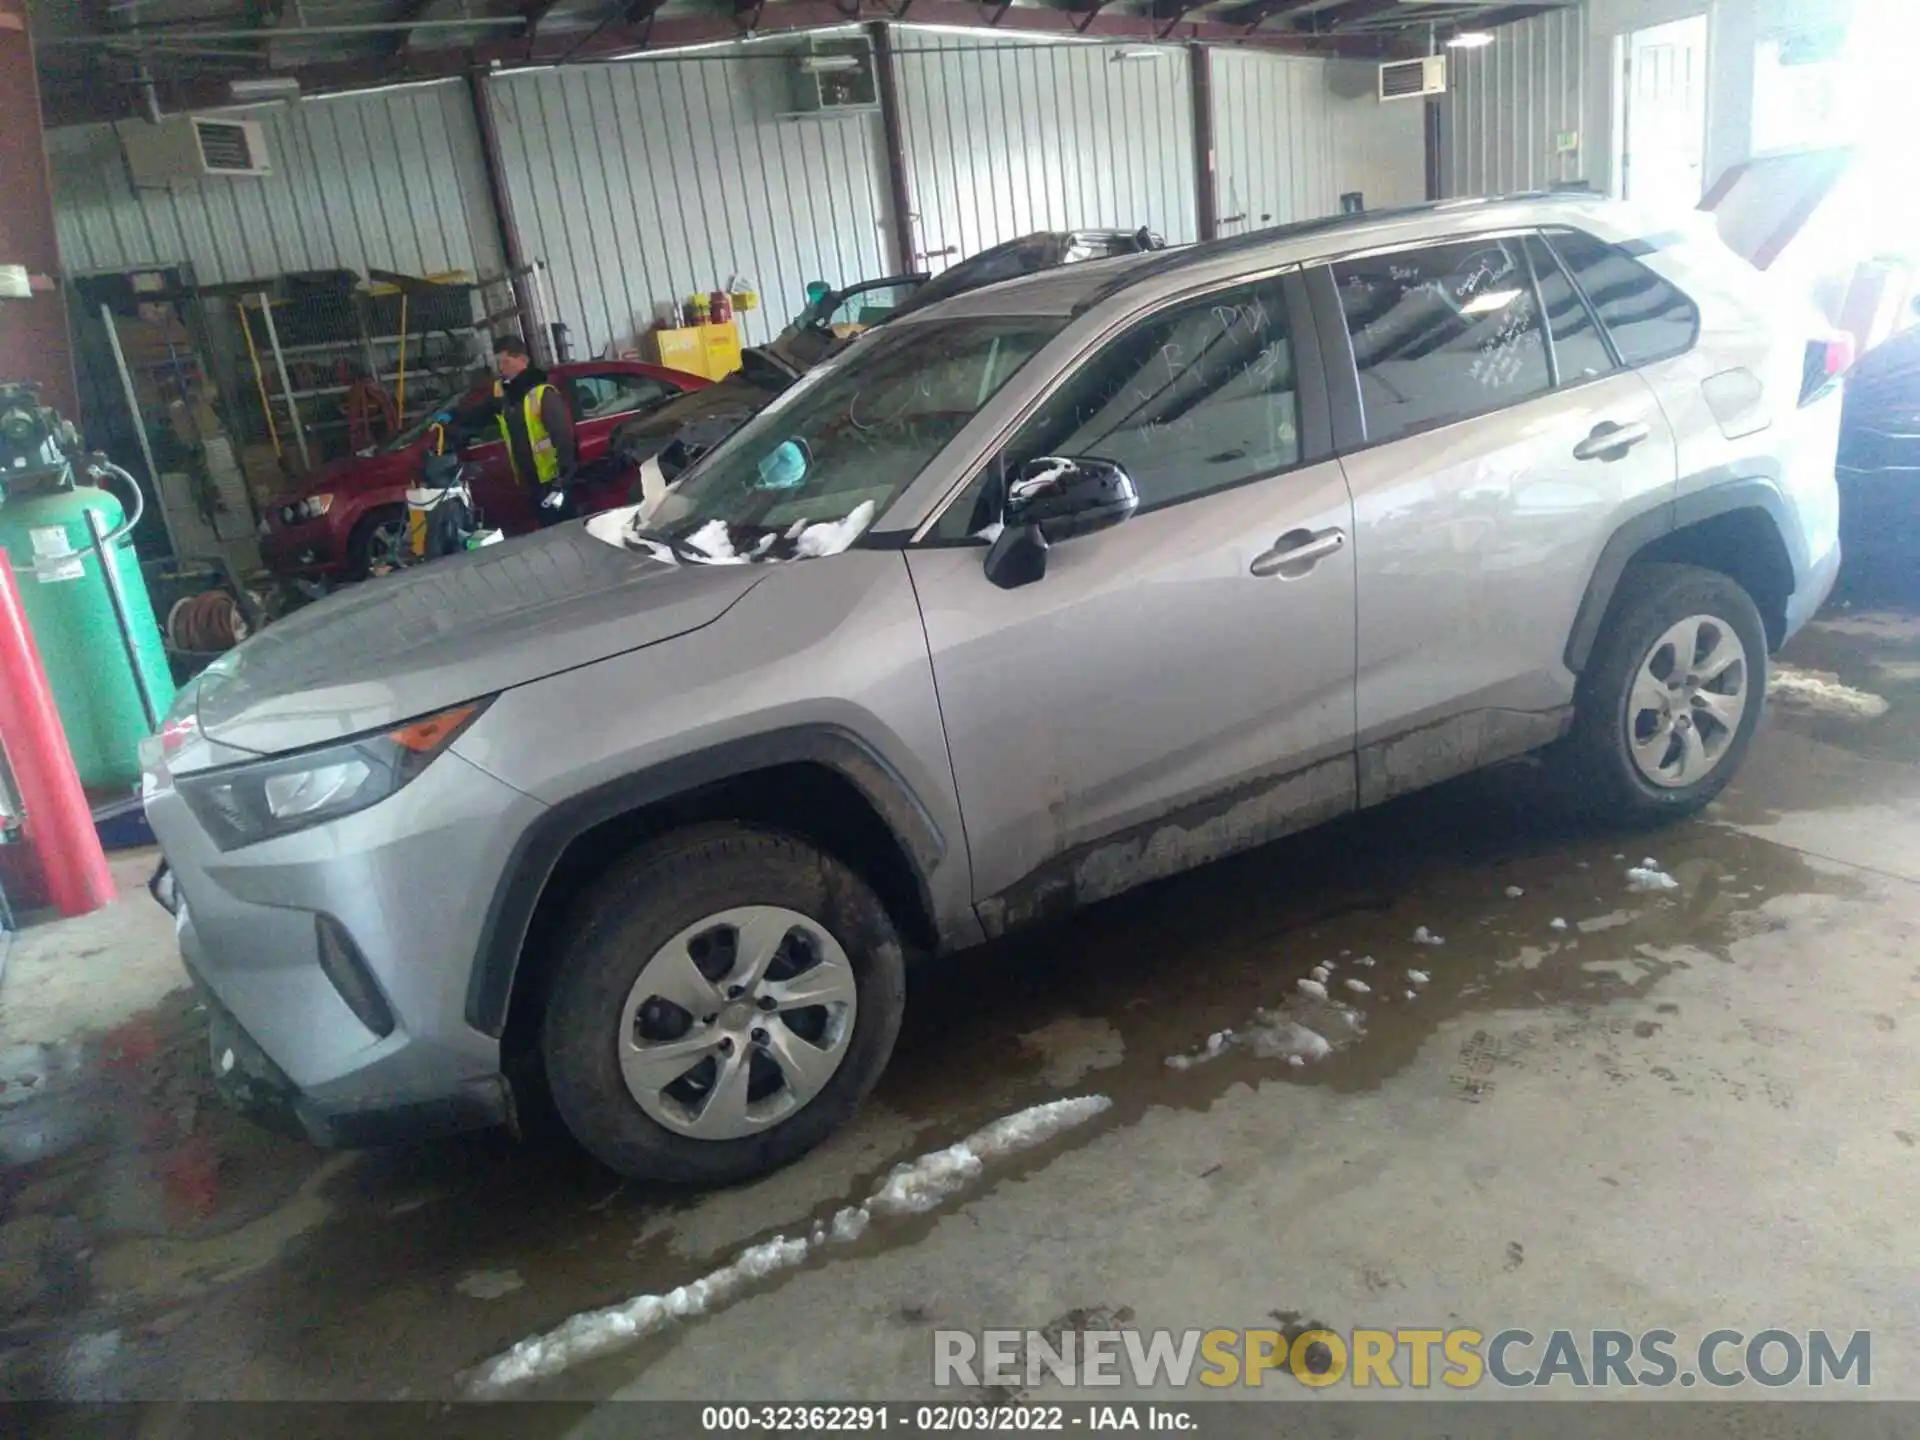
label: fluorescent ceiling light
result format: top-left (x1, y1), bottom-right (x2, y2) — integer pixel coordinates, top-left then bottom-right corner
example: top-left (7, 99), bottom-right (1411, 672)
top-left (1448, 32), bottom-right (1496, 48)
top-left (229, 75), bottom-right (300, 100)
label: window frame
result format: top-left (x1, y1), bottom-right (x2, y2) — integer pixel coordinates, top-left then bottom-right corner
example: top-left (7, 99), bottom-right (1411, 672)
top-left (1521, 231), bottom-right (1621, 390)
top-left (1537, 226), bottom-right (1702, 371)
top-left (910, 264), bottom-right (1333, 547)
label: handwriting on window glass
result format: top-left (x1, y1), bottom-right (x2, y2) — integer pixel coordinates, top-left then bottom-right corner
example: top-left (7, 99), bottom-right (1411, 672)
top-left (1468, 306), bottom-right (1541, 389)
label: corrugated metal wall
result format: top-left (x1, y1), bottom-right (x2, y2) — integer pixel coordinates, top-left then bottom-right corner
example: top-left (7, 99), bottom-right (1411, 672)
top-left (1441, 6), bottom-right (1591, 198)
top-left (47, 80), bottom-right (502, 284)
top-left (47, 38), bottom-right (1431, 360)
top-left (486, 58), bottom-right (892, 356)
top-left (894, 35), bottom-right (1198, 269)
top-left (1212, 52), bottom-right (1427, 232)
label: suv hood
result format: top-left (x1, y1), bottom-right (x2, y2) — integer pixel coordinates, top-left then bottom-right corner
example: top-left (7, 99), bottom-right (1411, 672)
top-left (195, 523), bottom-right (764, 755)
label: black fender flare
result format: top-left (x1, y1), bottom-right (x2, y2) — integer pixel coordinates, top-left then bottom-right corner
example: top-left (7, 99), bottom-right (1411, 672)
top-left (464, 725), bottom-right (947, 1036)
top-left (1563, 472), bottom-right (1799, 674)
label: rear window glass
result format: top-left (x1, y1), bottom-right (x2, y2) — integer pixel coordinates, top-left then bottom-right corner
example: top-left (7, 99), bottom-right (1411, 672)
top-left (1333, 237), bottom-right (1551, 444)
top-left (1544, 228), bottom-right (1700, 367)
top-left (1524, 235), bottom-right (1617, 385)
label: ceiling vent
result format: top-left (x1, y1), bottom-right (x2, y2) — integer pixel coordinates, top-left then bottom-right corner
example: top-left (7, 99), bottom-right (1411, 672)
top-left (1379, 55), bottom-right (1449, 101)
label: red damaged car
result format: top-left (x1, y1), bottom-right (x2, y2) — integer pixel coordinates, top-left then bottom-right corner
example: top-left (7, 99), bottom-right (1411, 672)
top-left (260, 358), bottom-right (707, 580)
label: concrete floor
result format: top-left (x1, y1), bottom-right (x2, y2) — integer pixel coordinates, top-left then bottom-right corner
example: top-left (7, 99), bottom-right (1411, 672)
top-left (6, 577), bottom-right (1920, 1419)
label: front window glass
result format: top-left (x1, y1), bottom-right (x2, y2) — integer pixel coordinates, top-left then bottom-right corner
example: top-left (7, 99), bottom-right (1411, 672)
top-left (620, 316), bottom-right (1063, 563)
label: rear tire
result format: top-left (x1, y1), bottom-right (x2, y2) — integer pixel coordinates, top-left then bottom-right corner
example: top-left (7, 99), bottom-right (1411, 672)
top-left (1562, 562), bottom-right (1768, 824)
top-left (541, 823), bottom-right (906, 1185)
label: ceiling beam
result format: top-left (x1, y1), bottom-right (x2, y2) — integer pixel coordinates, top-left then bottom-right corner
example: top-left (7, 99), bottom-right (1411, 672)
top-left (1219, 0), bottom-right (1325, 29)
top-left (1452, 1), bottom-right (1578, 30)
top-left (390, 0), bottom-right (444, 55)
top-left (41, 0), bottom-right (1418, 124)
top-left (1300, 0), bottom-right (1406, 31)
top-left (488, 0), bottom-right (1403, 62)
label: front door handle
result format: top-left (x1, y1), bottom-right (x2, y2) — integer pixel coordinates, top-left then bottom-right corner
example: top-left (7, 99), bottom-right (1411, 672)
top-left (1573, 419), bottom-right (1653, 462)
top-left (1250, 526), bottom-right (1346, 578)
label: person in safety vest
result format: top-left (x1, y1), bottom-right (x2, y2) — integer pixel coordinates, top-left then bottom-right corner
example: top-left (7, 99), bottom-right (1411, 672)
top-left (453, 336), bottom-right (580, 525)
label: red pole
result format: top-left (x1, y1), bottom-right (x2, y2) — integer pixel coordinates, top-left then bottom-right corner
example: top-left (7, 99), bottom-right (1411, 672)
top-left (0, 561), bottom-right (114, 915)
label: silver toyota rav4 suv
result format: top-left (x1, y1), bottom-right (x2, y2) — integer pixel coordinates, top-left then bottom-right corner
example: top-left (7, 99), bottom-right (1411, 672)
top-left (144, 196), bottom-right (1842, 1183)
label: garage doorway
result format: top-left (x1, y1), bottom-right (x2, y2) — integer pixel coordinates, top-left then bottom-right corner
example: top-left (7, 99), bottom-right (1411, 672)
top-left (1616, 15), bottom-right (1709, 211)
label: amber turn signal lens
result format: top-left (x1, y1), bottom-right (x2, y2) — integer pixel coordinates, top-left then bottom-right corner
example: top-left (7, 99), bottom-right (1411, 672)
top-left (388, 704), bottom-right (478, 754)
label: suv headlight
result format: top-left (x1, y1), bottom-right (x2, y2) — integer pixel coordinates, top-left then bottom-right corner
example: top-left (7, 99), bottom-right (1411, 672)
top-left (176, 701), bottom-right (488, 851)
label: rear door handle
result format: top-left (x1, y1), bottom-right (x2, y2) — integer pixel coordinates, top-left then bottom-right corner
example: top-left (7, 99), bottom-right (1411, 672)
top-left (1250, 526), bottom-right (1346, 578)
top-left (1573, 420), bottom-right (1653, 462)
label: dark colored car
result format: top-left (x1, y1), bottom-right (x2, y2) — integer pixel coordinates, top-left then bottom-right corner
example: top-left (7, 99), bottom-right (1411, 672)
top-left (610, 228), bottom-right (1166, 483)
top-left (1837, 322), bottom-right (1920, 563)
top-left (260, 359), bottom-right (708, 580)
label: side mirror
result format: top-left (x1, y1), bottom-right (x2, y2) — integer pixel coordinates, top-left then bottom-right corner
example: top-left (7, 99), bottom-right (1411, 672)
top-left (1005, 455), bottom-right (1139, 543)
top-left (983, 456), bottom-right (1139, 591)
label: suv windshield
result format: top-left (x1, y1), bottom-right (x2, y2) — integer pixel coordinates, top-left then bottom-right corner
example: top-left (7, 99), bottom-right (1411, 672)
top-left (623, 315), bottom-right (1063, 562)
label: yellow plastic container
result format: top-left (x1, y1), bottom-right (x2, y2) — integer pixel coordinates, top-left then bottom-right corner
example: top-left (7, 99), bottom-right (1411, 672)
top-left (652, 320), bottom-right (743, 380)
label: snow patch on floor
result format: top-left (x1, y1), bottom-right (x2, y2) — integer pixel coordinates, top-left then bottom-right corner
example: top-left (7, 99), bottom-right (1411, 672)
top-left (830, 1206), bottom-right (869, 1244)
top-left (467, 1096), bottom-right (1109, 1394)
top-left (1296, 977), bottom-right (1328, 1000)
top-left (1769, 664), bottom-right (1891, 719)
top-left (1343, 978), bottom-right (1370, 995)
top-left (1626, 867), bottom-right (1679, 893)
top-left (868, 1096), bottom-right (1112, 1217)
top-left (467, 1234), bottom-right (811, 1393)
top-left (1412, 927), bottom-right (1445, 945)
top-left (1550, 917), bottom-right (1569, 931)
top-left (1248, 1019), bottom-right (1333, 1064)
top-left (1504, 886), bottom-right (1525, 898)
top-left (457, 1270), bottom-right (525, 1301)
top-left (1309, 965), bottom-right (1331, 984)
top-left (1407, 969), bottom-right (1429, 985)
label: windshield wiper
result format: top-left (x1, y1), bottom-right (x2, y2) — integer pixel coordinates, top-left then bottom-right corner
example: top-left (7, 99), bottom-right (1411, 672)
top-left (623, 525), bottom-right (711, 565)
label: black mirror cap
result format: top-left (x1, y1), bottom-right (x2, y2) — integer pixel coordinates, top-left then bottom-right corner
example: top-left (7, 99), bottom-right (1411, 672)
top-left (985, 522), bottom-right (1049, 589)
top-left (1005, 455), bottom-right (1140, 543)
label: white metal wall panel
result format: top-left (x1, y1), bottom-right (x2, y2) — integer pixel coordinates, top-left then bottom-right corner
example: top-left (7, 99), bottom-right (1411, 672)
top-left (487, 58), bottom-right (892, 355)
top-left (1441, 6), bottom-right (1592, 198)
top-left (47, 81), bottom-right (502, 284)
top-left (894, 34), bottom-right (1198, 270)
top-left (1212, 52), bottom-right (1426, 232)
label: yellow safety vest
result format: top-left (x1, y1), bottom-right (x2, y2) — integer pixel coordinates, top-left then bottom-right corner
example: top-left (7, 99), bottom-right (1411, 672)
top-left (494, 379), bottom-right (560, 485)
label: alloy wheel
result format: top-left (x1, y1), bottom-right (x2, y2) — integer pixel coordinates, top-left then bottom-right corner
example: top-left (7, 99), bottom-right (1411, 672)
top-left (617, 905), bottom-right (858, 1140)
top-left (1625, 613), bottom-right (1750, 789)
top-left (366, 519), bottom-right (408, 569)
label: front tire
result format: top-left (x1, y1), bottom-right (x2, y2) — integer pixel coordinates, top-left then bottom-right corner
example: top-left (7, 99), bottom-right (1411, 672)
top-left (541, 824), bottom-right (906, 1185)
top-left (1563, 562), bottom-right (1768, 824)
top-left (345, 505), bottom-right (408, 579)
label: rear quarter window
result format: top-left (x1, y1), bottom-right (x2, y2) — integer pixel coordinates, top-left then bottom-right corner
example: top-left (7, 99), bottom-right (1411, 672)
top-left (1543, 228), bottom-right (1701, 367)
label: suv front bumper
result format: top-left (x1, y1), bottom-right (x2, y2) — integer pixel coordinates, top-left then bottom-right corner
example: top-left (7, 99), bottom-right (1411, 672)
top-left (145, 745), bottom-right (549, 1150)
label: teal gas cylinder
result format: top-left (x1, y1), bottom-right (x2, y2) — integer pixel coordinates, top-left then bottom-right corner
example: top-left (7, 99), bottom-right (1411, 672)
top-left (0, 481), bottom-right (176, 789)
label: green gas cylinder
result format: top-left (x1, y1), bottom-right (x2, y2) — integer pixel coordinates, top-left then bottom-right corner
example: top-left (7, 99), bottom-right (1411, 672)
top-left (0, 482), bottom-right (176, 789)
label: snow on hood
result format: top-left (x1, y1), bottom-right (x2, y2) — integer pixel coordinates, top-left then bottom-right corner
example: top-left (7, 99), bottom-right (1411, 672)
top-left (584, 499), bottom-right (878, 564)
